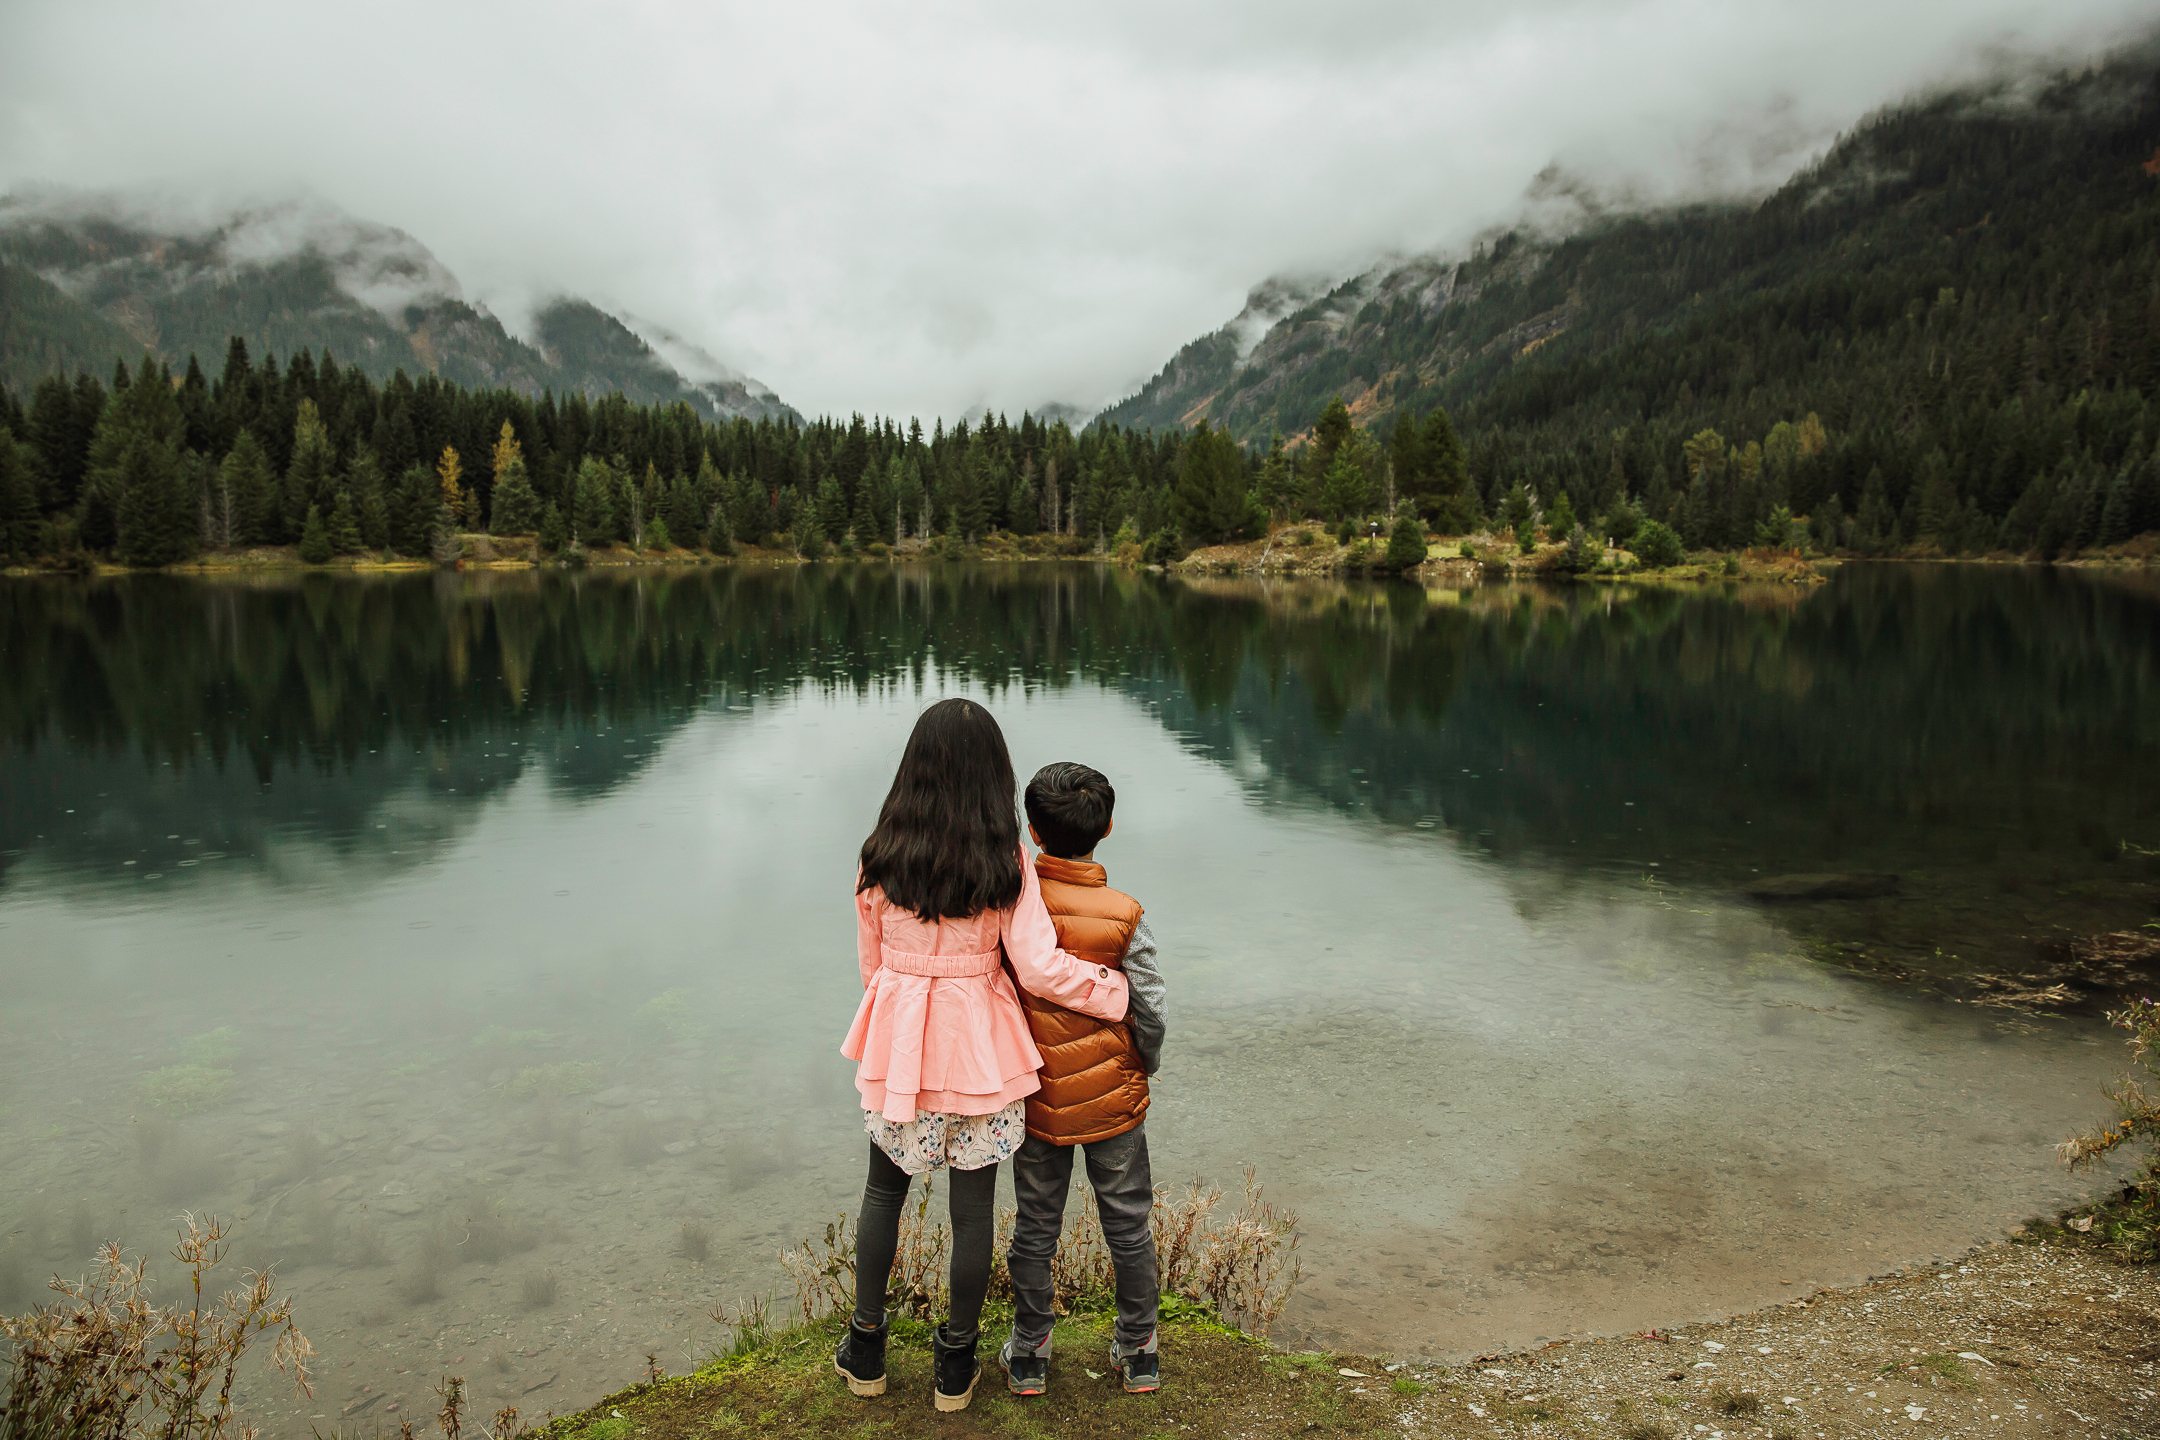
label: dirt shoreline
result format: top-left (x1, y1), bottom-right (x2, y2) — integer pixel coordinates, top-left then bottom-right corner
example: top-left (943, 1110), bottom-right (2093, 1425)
top-left (514, 1238), bottom-right (2155, 1439)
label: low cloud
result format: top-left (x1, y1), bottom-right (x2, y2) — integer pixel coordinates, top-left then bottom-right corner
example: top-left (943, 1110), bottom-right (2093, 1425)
top-left (2, 0), bottom-right (2152, 420)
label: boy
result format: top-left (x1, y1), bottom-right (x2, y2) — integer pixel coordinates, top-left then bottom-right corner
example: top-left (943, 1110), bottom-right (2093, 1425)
top-left (999, 761), bottom-right (1167, 1397)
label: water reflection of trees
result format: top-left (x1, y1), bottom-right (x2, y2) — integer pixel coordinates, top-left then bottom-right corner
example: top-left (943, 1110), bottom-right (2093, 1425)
top-left (2, 564), bottom-right (2155, 894)
top-left (1163, 567), bottom-right (2160, 891)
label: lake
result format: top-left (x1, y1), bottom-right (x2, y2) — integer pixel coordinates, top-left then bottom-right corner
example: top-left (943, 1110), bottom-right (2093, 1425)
top-left (1, 562), bottom-right (2153, 1430)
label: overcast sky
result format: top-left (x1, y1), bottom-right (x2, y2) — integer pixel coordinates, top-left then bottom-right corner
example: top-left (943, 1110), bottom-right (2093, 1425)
top-left (2, 1), bottom-right (2153, 421)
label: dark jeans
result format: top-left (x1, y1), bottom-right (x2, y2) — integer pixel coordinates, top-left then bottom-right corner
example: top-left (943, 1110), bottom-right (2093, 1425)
top-left (851, 1142), bottom-right (998, 1347)
top-left (1007, 1123), bottom-right (1159, 1352)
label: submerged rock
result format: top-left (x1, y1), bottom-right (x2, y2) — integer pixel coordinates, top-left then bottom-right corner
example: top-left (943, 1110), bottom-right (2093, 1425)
top-left (1742, 873), bottom-right (1900, 901)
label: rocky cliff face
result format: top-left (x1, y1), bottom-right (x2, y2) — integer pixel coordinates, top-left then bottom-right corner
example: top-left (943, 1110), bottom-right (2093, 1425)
top-left (0, 190), bottom-right (798, 422)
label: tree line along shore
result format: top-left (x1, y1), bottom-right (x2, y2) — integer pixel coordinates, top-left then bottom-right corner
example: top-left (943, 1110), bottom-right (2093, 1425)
top-left (0, 326), bottom-right (2157, 579)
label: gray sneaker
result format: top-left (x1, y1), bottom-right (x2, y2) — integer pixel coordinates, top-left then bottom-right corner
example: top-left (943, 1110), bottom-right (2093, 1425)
top-left (999, 1333), bottom-right (1050, 1396)
top-left (1110, 1334), bottom-right (1160, 1394)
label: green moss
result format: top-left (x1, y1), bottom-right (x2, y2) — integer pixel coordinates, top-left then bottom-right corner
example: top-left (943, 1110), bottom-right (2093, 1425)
top-left (1912, 1354), bottom-right (1978, 1389)
top-left (507, 1061), bottom-right (602, 1098)
top-left (471, 1025), bottom-right (552, 1051)
top-left (139, 1063), bottom-right (233, 1113)
top-left (636, 989), bottom-right (707, 1042)
top-left (180, 1027), bottom-right (240, 1067)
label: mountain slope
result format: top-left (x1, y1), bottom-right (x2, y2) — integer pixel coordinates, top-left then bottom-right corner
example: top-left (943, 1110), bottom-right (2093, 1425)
top-left (0, 193), bottom-right (798, 423)
top-left (1098, 42), bottom-right (2160, 465)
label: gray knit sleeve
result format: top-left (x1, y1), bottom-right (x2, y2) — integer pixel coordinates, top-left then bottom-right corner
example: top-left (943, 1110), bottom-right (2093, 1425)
top-left (1121, 918), bottom-right (1166, 1075)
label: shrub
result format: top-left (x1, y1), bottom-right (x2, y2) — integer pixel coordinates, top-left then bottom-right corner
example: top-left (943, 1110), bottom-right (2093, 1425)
top-left (1710, 1389), bottom-right (1764, 1417)
top-left (1143, 529), bottom-right (1185, 566)
top-left (1551, 524), bottom-right (1598, 575)
top-left (0, 1216), bottom-right (313, 1439)
top-left (1386, 517), bottom-right (1429, 572)
top-left (1457, 538), bottom-right (1475, 558)
top-left (1514, 519), bottom-right (1536, 554)
top-left (1633, 519), bottom-right (1685, 568)
top-left (781, 1165), bottom-right (1301, 1338)
top-left (2059, 996), bottom-right (2160, 1261)
top-left (1721, 553), bottom-right (1742, 575)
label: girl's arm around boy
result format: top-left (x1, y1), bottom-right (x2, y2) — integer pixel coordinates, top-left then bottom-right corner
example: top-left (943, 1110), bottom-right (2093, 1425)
top-left (1001, 860), bottom-right (1130, 1021)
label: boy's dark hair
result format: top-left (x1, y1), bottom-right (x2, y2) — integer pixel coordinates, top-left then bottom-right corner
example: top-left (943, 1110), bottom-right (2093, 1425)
top-left (858, 698), bottom-right (1023, 920)
top-left (1025, 761), bottom-right (1115, 859)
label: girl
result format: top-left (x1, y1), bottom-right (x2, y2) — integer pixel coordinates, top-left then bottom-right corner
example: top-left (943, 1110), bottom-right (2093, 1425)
top-left (835, 698), bottom-right (1131, 1411)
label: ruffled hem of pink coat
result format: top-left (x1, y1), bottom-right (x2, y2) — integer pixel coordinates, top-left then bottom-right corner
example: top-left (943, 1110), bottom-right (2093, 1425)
top-left (841, 964), bottom-right (1045, 1123)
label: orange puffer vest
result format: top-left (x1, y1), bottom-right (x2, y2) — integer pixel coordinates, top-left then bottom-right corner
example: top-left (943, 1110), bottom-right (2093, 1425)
top-left (1020, 854), bottom-right (1149, 1145)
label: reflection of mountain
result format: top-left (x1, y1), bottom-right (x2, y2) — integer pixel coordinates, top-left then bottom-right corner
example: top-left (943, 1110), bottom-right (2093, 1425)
top-left (3, 567), bottom-right (2155, 938)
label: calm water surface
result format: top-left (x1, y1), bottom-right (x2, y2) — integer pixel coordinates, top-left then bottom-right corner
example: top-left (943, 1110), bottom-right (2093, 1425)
top-left (1, 563), bottom-right (2155, 1430)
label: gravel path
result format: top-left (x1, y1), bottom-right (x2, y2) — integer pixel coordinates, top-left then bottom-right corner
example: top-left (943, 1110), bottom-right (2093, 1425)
top-left (1378, 1240), bottom-right (2158, 1439)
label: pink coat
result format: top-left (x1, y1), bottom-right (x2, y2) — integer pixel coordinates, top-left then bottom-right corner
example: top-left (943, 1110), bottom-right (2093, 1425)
top-left (843, 855), bottom-right (1130, 1123)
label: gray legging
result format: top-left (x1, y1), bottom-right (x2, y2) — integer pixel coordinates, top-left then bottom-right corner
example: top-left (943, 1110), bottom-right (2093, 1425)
top-left (851, 1143), bottom-right (997, 1346)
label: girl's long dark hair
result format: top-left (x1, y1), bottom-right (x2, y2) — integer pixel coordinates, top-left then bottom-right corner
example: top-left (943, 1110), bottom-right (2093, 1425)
top-left (858, 698), bottom-right (1023, 921)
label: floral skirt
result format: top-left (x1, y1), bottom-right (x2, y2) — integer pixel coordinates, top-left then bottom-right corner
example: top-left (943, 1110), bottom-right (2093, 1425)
top-left (864, 1099), bottom-right (1027, 1176)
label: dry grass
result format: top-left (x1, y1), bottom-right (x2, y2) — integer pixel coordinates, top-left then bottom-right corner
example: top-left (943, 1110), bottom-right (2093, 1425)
top-left (777, 1164), bottom-right (1300, 1338)
top-left (2057, 996), bottom-right (2160, 1261)
top-left (0, 1214), bottom-right (312, 1440)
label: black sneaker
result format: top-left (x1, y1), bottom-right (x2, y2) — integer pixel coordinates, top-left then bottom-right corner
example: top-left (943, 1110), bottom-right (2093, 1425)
top-left (999, 1334), bottom-right (1050, 1397)
top-left (833, 1314), bottom-right (888, 1397)
top-left (932, 1324), bottom-right (980, 1412)
top-left (1110, 1336), bottom-right (1160, 1394)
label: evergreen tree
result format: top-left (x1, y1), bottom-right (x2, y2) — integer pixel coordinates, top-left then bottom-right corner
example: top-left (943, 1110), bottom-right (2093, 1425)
top-left (390, 465), bottom-right (436, 556)
top-left (349, 450), bottom-right (389, 551)
top-left (0, 429), bottom-right (39, 557)
top-left (1385, 515), bottom-right (1428, 573)
top-left (538, 503), bottom-right (568, 554)
top-left (815, 474), bottom-right (848, 544)
top-left (488, 421), bottom-right (541, 534)
top-left (27, 373), bottom-right (98, 513)
top-left (1416, 405), bottom-right (1473, 530)
top-left (1754, 504), bottom-right (1798, 549)
top-left (327, 491), bottom-right (363, 554)
top-left (490, 457), bottom-right (541, 534)
top-left (1309, 395), bottom-right (1354, 479)
top-left (1256, 431), bottom-right (1296, 517)
top-left (113, 429), bottom-right (197, 567)
top-left (1314, 433), bottom-right (1374, 522)
top-left (298, 504), bottom-right (333, 564)
top-left (644, 515), bottom-right (673, 551)
top-left (1855, 466), bottom-right (1895, 554)
top-left (283, 400), bottom-right (336, 543)
top-left (1173, 421), bottom-right (1257, 542)
top-left (1544, 490), bottom-right (1578, 539)
top-left (1498, 481), bottom-right (1536, 533)
top-left (82, 355), bottom-right (183, 552)
top-left (219, 430), bottom-right (275, 545)
top-left (572, 456), bottom-right (616, 545)
top-left (665, 475), bottom-right (700, 547)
